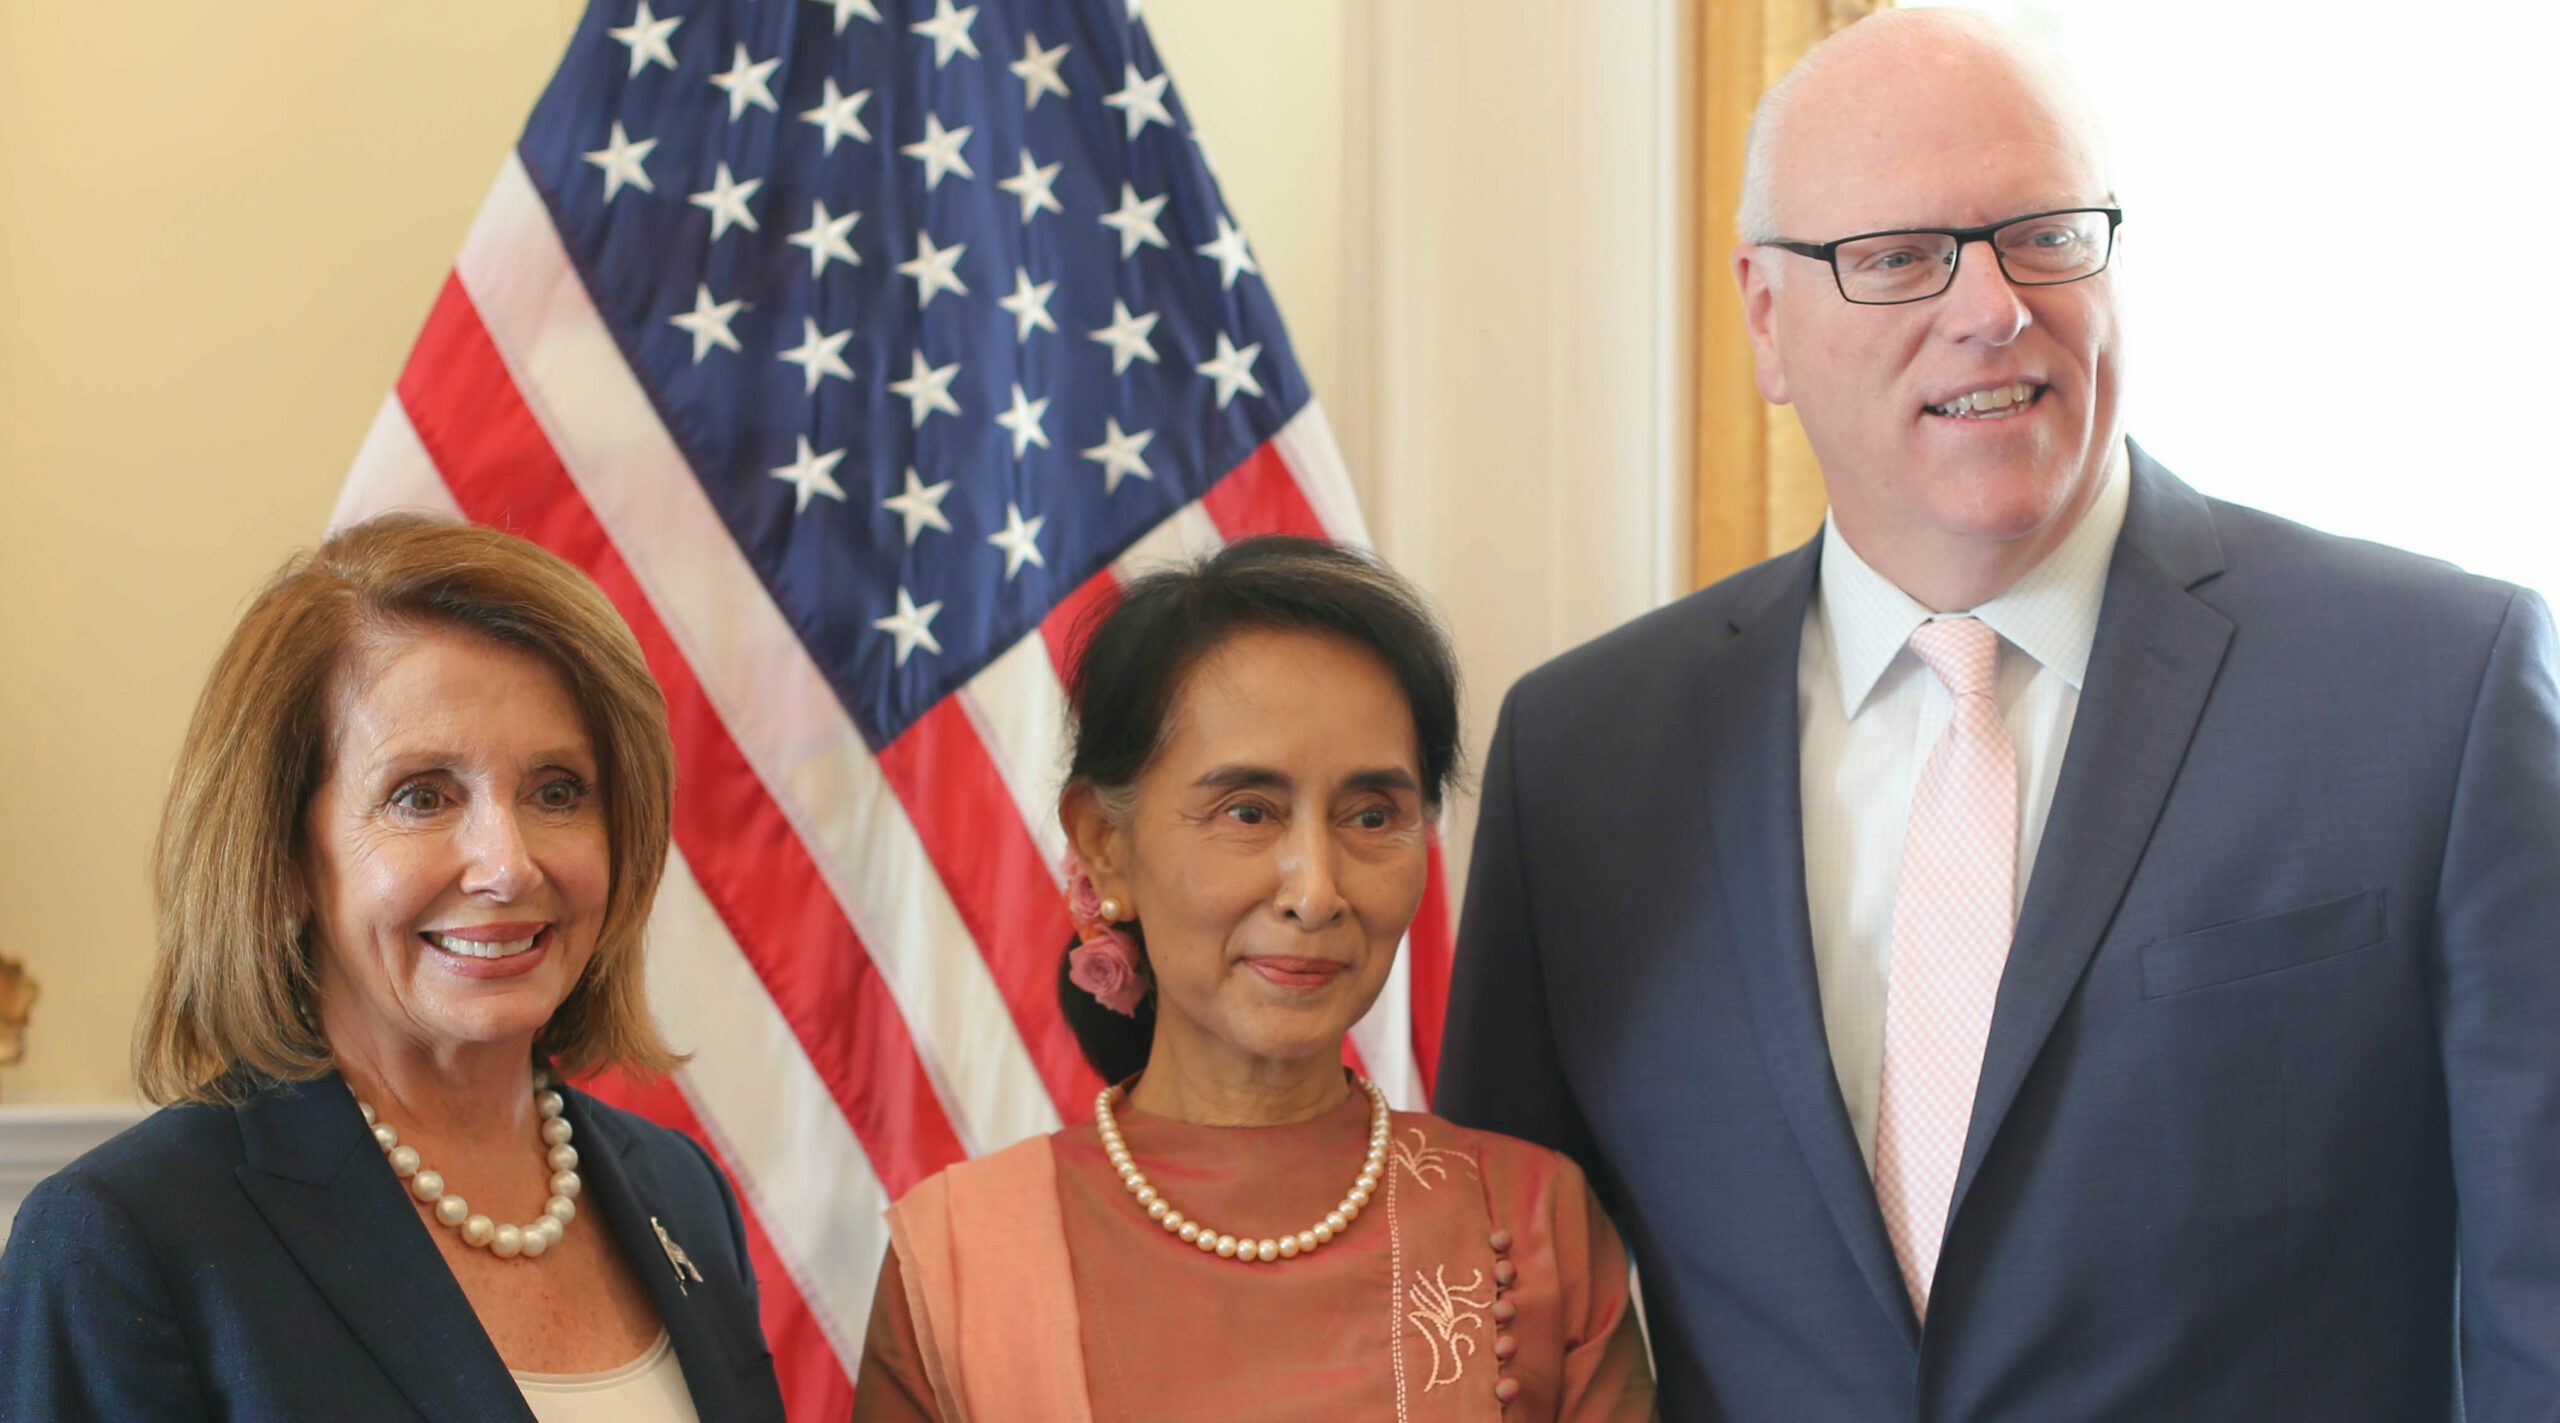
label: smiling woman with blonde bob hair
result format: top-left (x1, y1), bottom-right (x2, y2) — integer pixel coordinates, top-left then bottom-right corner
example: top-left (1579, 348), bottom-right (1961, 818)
top-left (0, 514), bottom-right (785, 1422)
top-left (136, 514), bottom-right (679, 1104)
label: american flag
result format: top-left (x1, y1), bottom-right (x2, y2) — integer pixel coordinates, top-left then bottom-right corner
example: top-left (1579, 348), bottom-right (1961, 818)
top-left (333, 0), bottom-right (1453, 1413)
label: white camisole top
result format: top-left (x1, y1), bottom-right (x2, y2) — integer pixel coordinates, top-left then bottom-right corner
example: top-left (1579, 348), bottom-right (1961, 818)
top-left (512, 1330), bottom-right (703, 1423)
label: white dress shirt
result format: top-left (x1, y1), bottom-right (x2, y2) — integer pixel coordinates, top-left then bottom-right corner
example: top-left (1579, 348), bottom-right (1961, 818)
top-left (1797, 467), bottom-right (2129, 1170)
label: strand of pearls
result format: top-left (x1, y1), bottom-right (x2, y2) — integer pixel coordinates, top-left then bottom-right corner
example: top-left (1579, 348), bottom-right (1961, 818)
top-left (1094, 1076), bottom-right (1390, 1265)
top-left (360, 1070), bottom-right (584, 1261)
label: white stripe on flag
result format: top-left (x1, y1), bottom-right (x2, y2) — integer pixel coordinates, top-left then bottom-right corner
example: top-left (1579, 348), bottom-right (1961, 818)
top-left (1112, 502), bottom-right (1226, 580)
top-left (335, 396), bottom-right (460, 531)
top-left (954, 638), bottom-right (1073, 881)
top-left (453, 154), bottom-right (1058, 1157)
top-left (1272, 400), bottom-right (1370, 547)
top-left (651, 848), bottom-right (883, 1371)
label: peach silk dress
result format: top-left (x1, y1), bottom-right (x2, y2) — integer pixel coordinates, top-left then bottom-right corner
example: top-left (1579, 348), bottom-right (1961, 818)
top-left (853, 1086), bottom-right (1657, 1421)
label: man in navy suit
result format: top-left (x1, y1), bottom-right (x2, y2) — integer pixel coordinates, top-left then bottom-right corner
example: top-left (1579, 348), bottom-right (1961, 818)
top-left (1437, 9), bottom-right (2560, 1419)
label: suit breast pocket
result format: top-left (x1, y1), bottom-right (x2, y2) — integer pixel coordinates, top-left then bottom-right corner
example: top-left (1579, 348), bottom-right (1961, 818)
top-left (2138, 889), bottom-right (2389, 999)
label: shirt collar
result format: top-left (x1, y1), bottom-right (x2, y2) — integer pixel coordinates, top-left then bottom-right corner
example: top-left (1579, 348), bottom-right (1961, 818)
top-left (1815, 459), bottom-right (2129, 718)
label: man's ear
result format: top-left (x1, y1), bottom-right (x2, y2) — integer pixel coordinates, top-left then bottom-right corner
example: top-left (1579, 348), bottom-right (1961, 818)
top-left (1734, 243), bottom-right (1793, 407)
top-left (1059, 783), bottom-right (1134, 910)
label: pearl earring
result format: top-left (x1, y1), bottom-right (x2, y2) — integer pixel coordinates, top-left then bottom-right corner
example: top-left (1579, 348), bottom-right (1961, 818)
top-left (1100, 897), bottom-right (1125, 922)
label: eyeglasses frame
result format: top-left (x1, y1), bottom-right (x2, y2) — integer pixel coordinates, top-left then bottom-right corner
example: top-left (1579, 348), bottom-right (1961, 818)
top-left (1762, 206), bottom-right (2125, 306)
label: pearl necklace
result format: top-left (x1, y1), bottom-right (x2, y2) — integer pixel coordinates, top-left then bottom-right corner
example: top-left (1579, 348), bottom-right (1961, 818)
top-left (1094, 1076), bottom-right (1390, 1265)
top-left (358, 1070), bottom-right (584, 1261)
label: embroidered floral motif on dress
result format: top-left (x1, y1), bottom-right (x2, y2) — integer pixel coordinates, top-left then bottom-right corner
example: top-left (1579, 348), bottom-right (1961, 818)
top-left (1406, 1264), bottom-right (1496, 1391)
top-left (1390, 1127), bottom-right (1476, 1191)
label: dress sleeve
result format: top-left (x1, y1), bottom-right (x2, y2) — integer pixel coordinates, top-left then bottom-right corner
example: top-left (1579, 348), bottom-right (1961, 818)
top-left (0, 1171), bottom-right (208, 1422)
top-left (850, 1248), bottom-right (943, 1423)
top-left (1549, 1157), bottom-right (1659, 1422)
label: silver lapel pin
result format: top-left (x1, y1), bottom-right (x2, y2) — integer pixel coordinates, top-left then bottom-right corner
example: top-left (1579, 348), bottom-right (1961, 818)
top-left (652, 1215), bottom-right (705, 1295)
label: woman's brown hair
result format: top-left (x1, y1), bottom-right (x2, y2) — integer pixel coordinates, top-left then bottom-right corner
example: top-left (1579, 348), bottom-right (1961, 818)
top-left (135, 514), bottom-right (680, 1103)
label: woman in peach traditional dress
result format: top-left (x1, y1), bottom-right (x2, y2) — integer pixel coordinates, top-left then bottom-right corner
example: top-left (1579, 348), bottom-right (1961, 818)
top-left (852, 538), bottom-right (1655, 1422)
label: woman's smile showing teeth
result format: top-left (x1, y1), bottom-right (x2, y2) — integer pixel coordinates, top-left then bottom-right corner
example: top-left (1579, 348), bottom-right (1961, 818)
top-left (420, 924), bottom-right (552, 977)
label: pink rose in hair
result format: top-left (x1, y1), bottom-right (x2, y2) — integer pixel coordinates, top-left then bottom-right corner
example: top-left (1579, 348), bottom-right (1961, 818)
top-left (1062, 851), bottom-right (1108, 932)
top-left (1068, 929), bottom-right (1147, 1017)
top-left (1061, 849), bottom-right (1146, 1015)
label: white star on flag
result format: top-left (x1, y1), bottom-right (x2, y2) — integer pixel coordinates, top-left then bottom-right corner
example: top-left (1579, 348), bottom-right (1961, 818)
top-left (873, 587), bottom-right (944, 666)
top-left (669, 284), bottom-right (745, 363)
top-left (896, 230), bottom-right (969, 308)
top-left (710, 44), bottom-right (782, 120)
top-left (1089, 300), bottom-right (1160, 374)
top-left (900, 112), bottom-right (975, 191)
top-left (1197, 216), bottom-right (1259, 290)
top-left (608, 1), bottom-right (683, 78)
top-left (1104, 62), bottom-right (1173, 140)
top-left (778, 317), bottom-right (854, 394)
top-left (994, 382), bottom-right (1052, 458)
top-left (910, 0), bottom-right (981, 68)
top-left (881, 467), bottom-right (955, 543)
top-left (787, 201), bottom-right (862, 277)
top-left (769, 436), bottom-right (849, 514)
top-left (997, 151), bottom-right (1064, 223)
top-left (801, 79), bottom-right (873, 155)
top-left (1081, 418), bottom-right (1155, 493)
top-left (582, 123), bottom-right (658, 203)
top-left (1011, 33), bottom-right (1071, 109)
top-left (1099, 183), bottom-right (1169, 259)
top-left (689, 162), bottom-right (765, 241)
top-left (1197, 332), bottom-right (1264, 408)
top-left (997, 268), bottom-right (1059, 343)
top-left (809, 0), bottom-right (881, 34)
top-left (888, 350), bottom-right (963, 427)
top-left (986, 503), bottom-right (1048, 579)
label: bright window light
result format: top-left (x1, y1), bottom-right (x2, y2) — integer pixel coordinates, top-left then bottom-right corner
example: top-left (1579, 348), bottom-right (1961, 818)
top-left (1900, 0), bottom-right (2560, 599)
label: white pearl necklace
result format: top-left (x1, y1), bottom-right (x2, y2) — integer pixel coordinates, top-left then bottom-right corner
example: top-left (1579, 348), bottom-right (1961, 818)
top-left (358, 1071), bottom-right (585, 1261)
top-left (1094, 1077), bottom-right (1390, 1265)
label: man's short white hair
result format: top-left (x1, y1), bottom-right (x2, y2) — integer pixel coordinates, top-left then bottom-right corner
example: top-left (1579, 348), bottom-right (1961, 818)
top-left (1734, 8), bottom-right (2109, 244)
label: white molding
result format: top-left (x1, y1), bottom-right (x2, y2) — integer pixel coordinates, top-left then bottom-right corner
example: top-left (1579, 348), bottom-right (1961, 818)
top-left (0, 1104), bottom-right (149, 1246)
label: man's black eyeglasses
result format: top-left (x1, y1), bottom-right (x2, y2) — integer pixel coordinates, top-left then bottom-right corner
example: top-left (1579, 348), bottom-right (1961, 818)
top-left (1762, 207), bottom-right (2123, 306)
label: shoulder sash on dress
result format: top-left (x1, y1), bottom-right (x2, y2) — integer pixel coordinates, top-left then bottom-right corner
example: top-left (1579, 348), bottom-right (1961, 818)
top-left (886, 1135), bottom-right (1096, 1423)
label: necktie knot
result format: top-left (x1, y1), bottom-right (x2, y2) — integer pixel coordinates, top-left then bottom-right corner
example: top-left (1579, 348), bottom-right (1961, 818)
top-left (1908, 617), bottom-right (2000, 701)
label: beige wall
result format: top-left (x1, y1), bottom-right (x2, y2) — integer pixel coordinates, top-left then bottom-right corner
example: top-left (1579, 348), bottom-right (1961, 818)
top-left (0, 1), bottom-right (1347, 1105)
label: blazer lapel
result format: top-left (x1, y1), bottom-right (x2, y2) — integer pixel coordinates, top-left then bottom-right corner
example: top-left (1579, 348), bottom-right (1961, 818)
top-left (1699, 533), bottom-right (1921, 1349)
top-left (1947, 451), bottom-right (2234, 1226)
top-left (233, 1074), bottom-right (534, 1423)
top-left (571, 1094), bottom-right (746, 1421)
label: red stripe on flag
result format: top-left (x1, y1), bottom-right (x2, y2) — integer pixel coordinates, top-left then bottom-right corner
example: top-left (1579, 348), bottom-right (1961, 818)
top-left (1040, 566), bottom-right (1122, 692)
top-left (1198, 441), bottom-right (1330, 542)
top-left (583, 1068), bottom-right (856, 1422)
top-left (877, 699), bottom-right (1104, 1116)
top-left (1408, 840), bottom-right (1453, 1098)
top-left (397, 274), bottom-right (967, 1194)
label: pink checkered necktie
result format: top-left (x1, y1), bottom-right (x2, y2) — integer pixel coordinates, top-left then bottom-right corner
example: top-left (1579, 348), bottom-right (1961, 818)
top-left (1873, 616), bottom-right (2017, 1322)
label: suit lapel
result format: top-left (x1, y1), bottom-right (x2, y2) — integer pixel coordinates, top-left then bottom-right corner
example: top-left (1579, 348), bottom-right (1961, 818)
top-left (234, 1074), bottom-right (534, 1423)
top-left (1947, 452), bottom-right (2234, 1226)
top-left (1699, 534), bottom-right (1922, 1349)
top-left (571, 1093), bottom-right (745, 1421)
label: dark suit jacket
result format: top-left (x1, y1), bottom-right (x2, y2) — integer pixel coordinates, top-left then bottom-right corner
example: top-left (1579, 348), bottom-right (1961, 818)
top-left (1437, 447), bottom-right (2560, 1421)
top-left (0, 1071), bottom-right (786, 1421)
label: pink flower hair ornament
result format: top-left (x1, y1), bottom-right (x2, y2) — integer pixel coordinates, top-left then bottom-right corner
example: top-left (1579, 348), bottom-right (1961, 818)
top-left (1062, 851), bottom-right (1149, 1017)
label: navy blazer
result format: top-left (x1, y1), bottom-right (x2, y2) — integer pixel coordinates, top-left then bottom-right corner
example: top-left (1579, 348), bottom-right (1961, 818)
top-left (1438, 447), bottom-right (2560, 1421)
top-left (0, 1072), bottom-right (786, 1421)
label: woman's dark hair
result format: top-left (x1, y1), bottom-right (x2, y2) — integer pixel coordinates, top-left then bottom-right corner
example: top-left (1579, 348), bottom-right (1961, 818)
top-left (1055, 536), bottom-right (1463, 1081)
